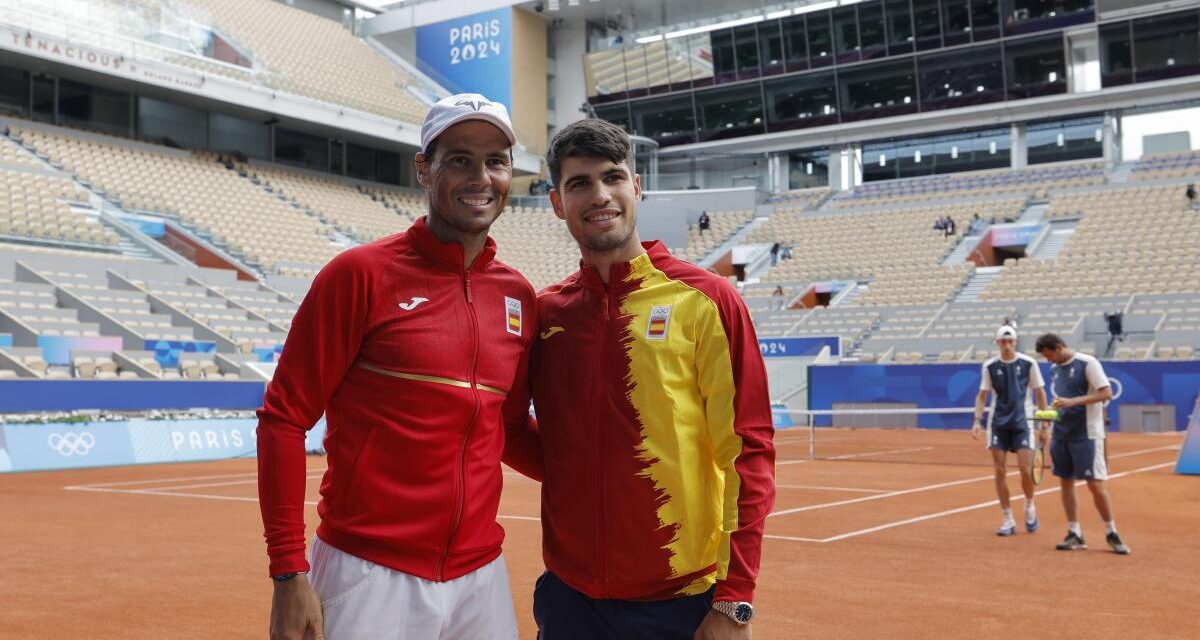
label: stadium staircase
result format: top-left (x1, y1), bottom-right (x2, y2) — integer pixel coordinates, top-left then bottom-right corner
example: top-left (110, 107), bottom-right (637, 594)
top-left (1108, 162), bottom-right (1134, 184)
top-left (952, 266), bottom-right (1003, 303)
top-left (1028, 221), bottom-right (1076, 260)
top-left (700, 217), bottom-right (768, 268)
top-left (2, 133), bottom-right (182, 264)
top-left (941, 228), bottom-right (986, 266)
top-left (1016, 201), bottom-right (1049, 224)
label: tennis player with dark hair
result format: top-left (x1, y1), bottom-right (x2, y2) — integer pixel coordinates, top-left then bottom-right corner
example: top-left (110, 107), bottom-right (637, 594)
top-left (523, 118), bottom-right (776, 640)
top-left (257, 94), bottom-right (542, 640)
top-left (972, 325), bottom-right (1049, 536)
top-left (1035, 333), bottom-right (1130, 555)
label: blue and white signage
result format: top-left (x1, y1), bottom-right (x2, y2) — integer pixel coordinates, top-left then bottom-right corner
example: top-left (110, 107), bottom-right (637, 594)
top-left (416, 8), bottom-right (513, 110)
top-left (759, 336), bottom-right (841, 358)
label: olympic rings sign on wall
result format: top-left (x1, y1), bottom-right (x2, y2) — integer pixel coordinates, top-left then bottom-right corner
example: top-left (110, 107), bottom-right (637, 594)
top-left (47, 432), bottom-right (96, 457)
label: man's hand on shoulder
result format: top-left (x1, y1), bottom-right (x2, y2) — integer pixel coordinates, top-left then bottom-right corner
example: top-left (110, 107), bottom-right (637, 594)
top-left (270, 575), bottom-right (324, 640)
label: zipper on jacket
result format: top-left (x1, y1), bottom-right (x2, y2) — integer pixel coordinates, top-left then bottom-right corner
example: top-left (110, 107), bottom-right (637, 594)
top-left (597, 290), bottom-right (609, 591)
top-left (437, 271), bottom-right (482, 580)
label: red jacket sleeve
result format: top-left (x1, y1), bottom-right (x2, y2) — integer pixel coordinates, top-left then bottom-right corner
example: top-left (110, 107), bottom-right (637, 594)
top-left (697, 284), bottom-right (776, 604)
top-left (500, 319), bottom-right (544, 482)
top-left (257, 249), bottom-right (372, 576)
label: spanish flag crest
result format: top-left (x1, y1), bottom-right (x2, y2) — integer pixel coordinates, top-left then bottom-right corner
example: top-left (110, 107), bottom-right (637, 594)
top-left (646, 305), bottom-right (672, 341)
top-left (505, 296), bottom-right (522, 336)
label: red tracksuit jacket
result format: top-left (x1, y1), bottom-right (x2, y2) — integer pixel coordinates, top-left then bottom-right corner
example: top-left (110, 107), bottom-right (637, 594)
top-left (257, 216), bottom-right (540, 581)
top-left (531, 242), bottom-right (776, 603)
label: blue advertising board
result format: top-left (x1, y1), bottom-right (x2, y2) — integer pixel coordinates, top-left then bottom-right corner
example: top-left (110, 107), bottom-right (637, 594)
top-left (759, 336), bottom-right (841, 358)
top-left (1176, 400), bottom-right (1200, 475)
top-left (0, 333), bottom-right (11, 348)
top-left (416, 8), bottom-right (512, 110)
top-left (119, 213), bottom-right (166, 238)
top-left (38, 335), bottom-right (123, 365)
top-left (145, 339), bottom-right (217, 367)
top-left (0, 418), bottom-right (327, 473)
top-left (0, 380), bottom-right (266, 413)
top-left (809, 361), bottom-right (1200, 431)
top-left (989, 223), bottom-right (1041, 248)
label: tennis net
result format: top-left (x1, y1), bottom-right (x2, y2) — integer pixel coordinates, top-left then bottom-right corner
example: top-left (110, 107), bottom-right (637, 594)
top-left (774, 406), bottom-right (1029, 467)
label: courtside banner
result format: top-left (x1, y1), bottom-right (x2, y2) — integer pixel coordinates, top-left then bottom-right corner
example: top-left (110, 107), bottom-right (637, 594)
top-left (1176, 399), bottom-right (1200, 475)
top-left (809, 361), bottom-right (1200, 431)
top-left (3, 422), bottom-right (136, 472)
top-left (0, 419), bottom-right (327, 473)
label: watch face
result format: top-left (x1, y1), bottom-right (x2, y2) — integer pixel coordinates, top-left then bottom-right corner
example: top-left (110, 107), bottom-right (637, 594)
top-left (734, 603), bottom-right (754, 623)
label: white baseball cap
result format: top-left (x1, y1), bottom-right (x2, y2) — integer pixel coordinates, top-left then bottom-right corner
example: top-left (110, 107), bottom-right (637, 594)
top-left (420, 93), bottom-right (516, 156)
top-left (995, 325), bottom-right (1018, 341)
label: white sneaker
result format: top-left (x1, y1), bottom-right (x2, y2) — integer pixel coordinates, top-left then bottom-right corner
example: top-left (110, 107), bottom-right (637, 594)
top-left (997, 519), bottom-right (1017, 536)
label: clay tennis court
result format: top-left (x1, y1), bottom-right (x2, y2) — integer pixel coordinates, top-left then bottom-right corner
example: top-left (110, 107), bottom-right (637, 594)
top-left (2, 429), bottom-right (1196, 639)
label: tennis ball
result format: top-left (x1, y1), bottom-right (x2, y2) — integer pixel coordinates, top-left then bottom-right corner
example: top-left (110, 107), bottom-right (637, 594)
top-left (1034, 409), bottom-right (1059, 421)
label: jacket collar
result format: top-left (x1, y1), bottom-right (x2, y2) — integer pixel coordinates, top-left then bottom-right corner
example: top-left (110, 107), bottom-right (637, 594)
top-left (577, 241), bottom-right (668, 292)
top-left (408, 215), bottom-right (497, 273)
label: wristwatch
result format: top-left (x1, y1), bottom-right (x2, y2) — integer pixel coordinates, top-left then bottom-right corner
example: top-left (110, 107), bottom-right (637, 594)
top-left (271, 572), bottom-right (305, 582)
top-left (712, 601), bottom-right (754, 624)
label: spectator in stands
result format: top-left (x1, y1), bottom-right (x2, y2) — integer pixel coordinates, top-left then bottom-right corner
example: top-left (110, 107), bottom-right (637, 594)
top-left (770, 242), bottom-right (781, 266)
top-left (946, 216), bottom-right (957, 237)
top-left (781, 242), bottom-right (795, 260)
top-left (257, 93), bottom-right (537, 640)
top-left (933, 217), bottom-right (946, 232)
top-left (1187, 183), bottom-right (1196, 204)
top-left (1105, 311), bottom-right (1124, 346)
top-left (525, 118), bottom-right (775, 640)
top-left (772, 285), bottom-right (786, 310)
top-left (698, 210), bottom-right (711, 233)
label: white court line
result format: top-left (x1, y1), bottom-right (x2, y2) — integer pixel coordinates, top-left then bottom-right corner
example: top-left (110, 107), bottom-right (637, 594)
top-left (826, 446), bottom-right (934, 461)
top-left (63, 485), bottom-right (540, 522)
top-left (70, 471), bottom-right (262, 489)
top-left (775, 459), bottom-right (810, 466)
top-left (768, 444), bottom-right (1179, 519)
top-left (763, 534), bottom-right (826, 543)
top-left (775, 484), bottom-right (891, 494)
top-left (818, 460), bottom-right (1176, 543)
top-left (145, 474), bottom-right (325, 492)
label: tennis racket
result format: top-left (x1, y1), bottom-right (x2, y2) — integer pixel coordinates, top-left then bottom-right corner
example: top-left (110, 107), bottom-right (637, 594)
top-left (1031, 409), bottom-right (1058, 485)
top-left (1031, 440), bottom-right (1046, 485)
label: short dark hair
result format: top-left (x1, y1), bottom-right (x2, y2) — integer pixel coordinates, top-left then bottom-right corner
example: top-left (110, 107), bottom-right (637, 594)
top-left (545, 119), bottom-right (631, 188)
top-left (1035, 333), bottom-right (1066, 353)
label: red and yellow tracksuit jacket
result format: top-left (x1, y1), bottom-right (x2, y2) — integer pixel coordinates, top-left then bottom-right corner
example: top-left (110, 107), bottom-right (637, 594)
top-left (530, 241), bottom-right (776, 603)
top-left (257, 217), bottom-right (541, 581)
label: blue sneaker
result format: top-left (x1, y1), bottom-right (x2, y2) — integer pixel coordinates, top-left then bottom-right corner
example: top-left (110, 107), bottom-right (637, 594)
top-left (1025, 513), bottom-right (1039, 533)
top-left (997, 522), bottom-right (1016, 537)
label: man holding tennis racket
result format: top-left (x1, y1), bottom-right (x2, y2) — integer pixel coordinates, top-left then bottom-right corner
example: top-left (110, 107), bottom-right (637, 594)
top-left (1035, 333), bottom-right (1130, 555)
top-left (972, 325), bottom-right (1049, 536)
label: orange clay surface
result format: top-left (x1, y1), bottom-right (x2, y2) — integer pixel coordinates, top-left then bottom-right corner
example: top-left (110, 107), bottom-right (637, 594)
top-left (1, 429), bottom-right (1197, 639)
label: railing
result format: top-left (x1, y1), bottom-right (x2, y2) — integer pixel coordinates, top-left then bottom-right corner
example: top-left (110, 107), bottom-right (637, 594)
top-left (0, 0), bottom-right (257, 82)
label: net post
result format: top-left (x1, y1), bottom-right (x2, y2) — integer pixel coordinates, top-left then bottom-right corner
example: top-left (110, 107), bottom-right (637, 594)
top-left (808, 412), bottom-right (815, 461)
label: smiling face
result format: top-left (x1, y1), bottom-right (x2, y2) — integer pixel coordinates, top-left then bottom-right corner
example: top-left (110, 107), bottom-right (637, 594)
top-left (549, 155), bottom-right (641, 256)
top-left (415, 120), bottom-right (512, 241)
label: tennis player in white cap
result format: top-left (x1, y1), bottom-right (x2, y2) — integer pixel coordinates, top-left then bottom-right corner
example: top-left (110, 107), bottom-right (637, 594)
top-left (259, 93), bottom-right (541, 640)
top-left (971, 325), bottom-right (1049, 536)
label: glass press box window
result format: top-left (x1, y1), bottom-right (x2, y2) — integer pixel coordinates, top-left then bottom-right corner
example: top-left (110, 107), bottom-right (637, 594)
top-left (839, 59), bottom-right (919, 122)
top-left (764, 71), bottom-right (839, 132)
top-left (1004, 34), bottom-right (1067, 99)
top-left (1131, 10), bottom-right (1200, 83)
top-left (1026, 116), bottom-right (1104, 165)
top-left (919, 45), bottom-right (1004, 111)
top-left (695, 84), bottom-right (766, 141)
top-left (631, 94), bottom-right (697, 146)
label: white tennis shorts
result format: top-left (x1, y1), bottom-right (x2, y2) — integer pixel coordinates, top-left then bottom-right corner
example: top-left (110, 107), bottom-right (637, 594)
top-left (307, 535), bottom-right (518, 640)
